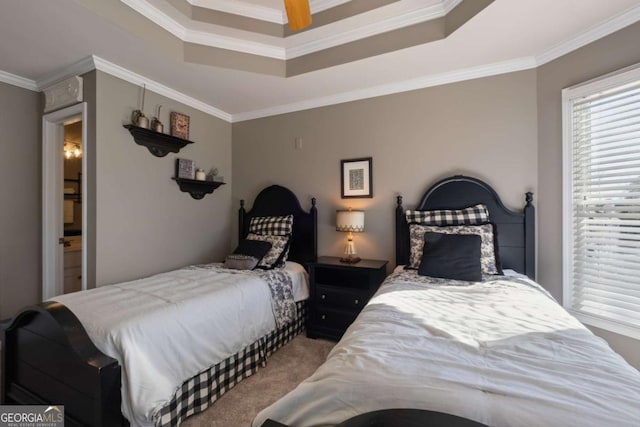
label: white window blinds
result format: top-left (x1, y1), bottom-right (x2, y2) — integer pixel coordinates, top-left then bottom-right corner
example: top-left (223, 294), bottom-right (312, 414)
top-left (563, 65), bottom-right (640, 339)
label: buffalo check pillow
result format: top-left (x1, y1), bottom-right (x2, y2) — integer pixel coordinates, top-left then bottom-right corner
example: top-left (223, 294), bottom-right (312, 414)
top-left (405, 204), bottom-right (489, 226)
top-left (249, 215), bottom-right (293, 236)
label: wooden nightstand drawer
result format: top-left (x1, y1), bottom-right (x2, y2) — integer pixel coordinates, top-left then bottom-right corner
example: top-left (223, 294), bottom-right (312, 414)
top-left (315, 286), bottom-right (367, 311)
top-left (311, 308), bottom-right (358, 332)
top-left (314, 268), bottom-right (370, 290)
top-left (307, 256), bottom-right (388, 341)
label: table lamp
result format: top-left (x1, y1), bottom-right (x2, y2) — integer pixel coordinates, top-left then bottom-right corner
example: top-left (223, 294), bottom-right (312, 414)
top-left (336, 208), bottom-right (365, 264)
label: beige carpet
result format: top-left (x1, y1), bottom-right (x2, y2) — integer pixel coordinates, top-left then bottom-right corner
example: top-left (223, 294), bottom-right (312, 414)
top-left (181, 334), bottom-right (335, 427)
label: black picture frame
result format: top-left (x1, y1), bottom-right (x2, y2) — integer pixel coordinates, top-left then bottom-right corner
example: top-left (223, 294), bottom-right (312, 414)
top-left (176, 158), bottom-right (195, 179)
top-left (341, 157), bottom-right (373, 198)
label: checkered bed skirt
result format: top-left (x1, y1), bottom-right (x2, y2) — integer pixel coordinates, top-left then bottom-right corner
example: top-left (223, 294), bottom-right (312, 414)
top-left (154, 300), bottom-right (308, 426)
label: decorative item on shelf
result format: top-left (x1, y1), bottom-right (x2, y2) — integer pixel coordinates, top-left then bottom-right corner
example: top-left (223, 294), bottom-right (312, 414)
top-left (284, 0), bottom-right (312, 31)
top-left (176, 158), bottom-right (196, 179)
top-left (131, 84), bottom-right (149, 128)
top-left (341, 157), bottom-right (373, 198)
top-left (195, 169), bottom-right (206, 181)
top-left (170, 111), bottom-right (190, 139)
top-left (336, 207), bottom-right (365, 264)
top-left (206, 168), bottom-right (218, 181)
top-left (209, 168), bottom-right (225, 182)
top-left (150, 105), bottom-right (164, 133)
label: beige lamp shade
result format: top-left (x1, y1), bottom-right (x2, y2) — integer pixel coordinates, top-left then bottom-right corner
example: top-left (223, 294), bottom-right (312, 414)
top-left (336, 210), bottom-right (365, 232)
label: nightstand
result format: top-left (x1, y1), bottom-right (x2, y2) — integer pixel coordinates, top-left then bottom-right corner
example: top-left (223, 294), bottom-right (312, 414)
top-left (307, 256), bottom-right (388, 341)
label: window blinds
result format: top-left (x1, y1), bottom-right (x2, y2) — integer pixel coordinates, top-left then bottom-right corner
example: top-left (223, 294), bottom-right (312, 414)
top-left (566, 75), bottom-right (640, 337)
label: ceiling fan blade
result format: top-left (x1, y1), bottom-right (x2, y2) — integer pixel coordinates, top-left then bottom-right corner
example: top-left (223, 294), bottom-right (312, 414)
top-left (284, 0), bottom-right (312, 31)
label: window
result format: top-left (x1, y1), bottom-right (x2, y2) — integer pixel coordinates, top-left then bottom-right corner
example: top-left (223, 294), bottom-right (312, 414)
top-left (563, 64), bottom-right (640, 340)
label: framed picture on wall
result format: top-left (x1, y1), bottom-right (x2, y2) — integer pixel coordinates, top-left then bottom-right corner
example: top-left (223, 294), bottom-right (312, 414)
top-left (170, 112), bottom-right (190, 139)
top-left (176, 158), bottom-right (195, 179)
top-left (341, 157), bottom-right (373, 198)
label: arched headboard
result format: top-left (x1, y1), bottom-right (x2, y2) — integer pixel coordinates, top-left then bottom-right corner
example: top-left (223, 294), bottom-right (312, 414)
top-left (239, 185), bottom-right (318, 266)
top-left (396, 175), bottom-right (535, 279)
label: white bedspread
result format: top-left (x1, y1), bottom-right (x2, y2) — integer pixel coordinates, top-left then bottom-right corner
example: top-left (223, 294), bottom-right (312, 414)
top-left (53, 262), bottom-right (307, 426)
top-left (254, 271), bottom-right (640, 427)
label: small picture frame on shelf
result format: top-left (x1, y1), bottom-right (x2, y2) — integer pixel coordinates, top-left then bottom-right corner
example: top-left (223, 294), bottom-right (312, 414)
top-left (176, 158), bottom-right (195, 179)
top-left (170, 112), bottom-right (190, 139)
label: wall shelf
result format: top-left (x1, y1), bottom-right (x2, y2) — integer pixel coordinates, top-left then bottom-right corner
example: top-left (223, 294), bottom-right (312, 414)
top-left (123, 124), bottom-right (194, 157)
top-left (173, 178), bottom-right (225, 200)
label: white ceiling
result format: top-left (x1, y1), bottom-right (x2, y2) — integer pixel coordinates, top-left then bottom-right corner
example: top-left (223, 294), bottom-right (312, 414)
top-left (1, 0), bottom-right (639, 122)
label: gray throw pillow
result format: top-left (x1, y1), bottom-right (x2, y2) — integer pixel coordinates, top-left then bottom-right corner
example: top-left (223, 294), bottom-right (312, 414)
top-left (224, 254), bottom-right (260, 270)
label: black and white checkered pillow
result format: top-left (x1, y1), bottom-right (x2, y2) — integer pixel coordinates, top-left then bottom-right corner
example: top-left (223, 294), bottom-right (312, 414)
top-left (249, 215), bottom-right (293, 236)
top-left (405, 204), bottom-right (489, 226)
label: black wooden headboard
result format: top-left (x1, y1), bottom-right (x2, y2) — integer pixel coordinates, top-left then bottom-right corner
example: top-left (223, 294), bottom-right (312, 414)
top-left (239, 185), bottom-right (318, 266)
top-left (396, 175), bottom-right (535, 279)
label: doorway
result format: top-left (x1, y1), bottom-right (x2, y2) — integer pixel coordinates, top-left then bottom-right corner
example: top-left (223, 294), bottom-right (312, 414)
top-left (62, 121), bottom-right (83, 293)
top-left (42, 103), bottom-right (88, 300)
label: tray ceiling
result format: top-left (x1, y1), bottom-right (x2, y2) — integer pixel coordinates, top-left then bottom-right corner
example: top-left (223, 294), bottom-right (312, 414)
top-left (1, 0), bottom-right (639, 121)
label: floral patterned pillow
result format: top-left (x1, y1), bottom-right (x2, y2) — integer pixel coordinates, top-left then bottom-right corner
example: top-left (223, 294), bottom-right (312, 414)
top-left (246, 233), bottom-right (290, 269)
top-left (407, 223), bottom-right (500, 275)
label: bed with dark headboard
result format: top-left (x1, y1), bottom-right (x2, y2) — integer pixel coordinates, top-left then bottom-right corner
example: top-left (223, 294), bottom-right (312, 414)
top-left (2, 185), bottom-right (317, 427)
top-left (239, 184), bottom-right (317, 266)
top-left (396, 175), bottom-right (535, 279)
top-left (254, 175), bottom-right (640, 427)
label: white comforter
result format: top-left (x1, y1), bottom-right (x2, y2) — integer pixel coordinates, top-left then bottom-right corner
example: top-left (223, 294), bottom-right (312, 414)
top-left (254, 270), bottom-right (640, 427)
top-left (53, 262), bottom-right (307, 426)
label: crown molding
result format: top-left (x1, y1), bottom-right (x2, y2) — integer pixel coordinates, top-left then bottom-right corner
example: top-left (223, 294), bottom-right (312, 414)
top-left (124, 0), bottom-right (286, 59)
top-left (36, 56), bottom-right (95, 90)
top-left (122, 0), bottom-right (186, 39)
top-left (231, 57), bottom-right (537, 122)
top-left (92, 56), bottom-right (232, 122)
top-left (187, 0), bottom-right (352, 24)
top-left (442, 0), bottom-right (463, 14)
top-left (185, 29), bottom-right (285, 59)
top-left (33, 55), bottom-right (231, 122)
top-left (286, 2), bottom-right (448, 59)
top-left (188, 0), bottom-right (285, 24)
top-left (123, 0), bottom-right (450, 60)
top-left (535, 3), bottom-right (640, 66)
top-left (20, 2), bottom-right (640, 125)
top-left (0, 69), bottom-right (38, 91)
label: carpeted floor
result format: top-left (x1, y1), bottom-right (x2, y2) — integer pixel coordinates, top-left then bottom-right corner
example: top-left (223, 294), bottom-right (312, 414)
top-left (181, 334), bottom-right (335, 427)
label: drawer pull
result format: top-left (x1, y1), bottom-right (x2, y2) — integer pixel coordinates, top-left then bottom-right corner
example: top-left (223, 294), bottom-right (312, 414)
top-left (321, 294), bottom-right (326, 300)
top-left (354, 299), bottom-right (360, 305)
top-left (321, 314), bottom-right (326, 320)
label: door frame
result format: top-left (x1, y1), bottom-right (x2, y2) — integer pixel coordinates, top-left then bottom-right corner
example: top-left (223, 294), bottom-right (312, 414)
top-left (42, 102), bottom-right (88, 299)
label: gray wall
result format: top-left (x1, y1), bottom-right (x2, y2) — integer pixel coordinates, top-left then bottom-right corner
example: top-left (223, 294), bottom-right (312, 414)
top-left (232, 70), bottom-right (538, 271)
top-left (537, 21), bottom-right (640, 368)
top-left (94, 72), bottom-right (232, 285)
top-left (0, 82), bottom-right (41, 319)
top-left (83, 71), bottom-right (98, 287)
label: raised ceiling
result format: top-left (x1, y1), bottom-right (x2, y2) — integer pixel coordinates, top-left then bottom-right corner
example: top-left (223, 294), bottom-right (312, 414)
top-left (121, 0), bottom-right (492, 76)
top-left (1, 0), bottom-right (639, 122)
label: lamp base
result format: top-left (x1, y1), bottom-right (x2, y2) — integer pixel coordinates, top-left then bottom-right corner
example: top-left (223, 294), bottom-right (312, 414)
top-left (340, 256), bottom-right (361, 264)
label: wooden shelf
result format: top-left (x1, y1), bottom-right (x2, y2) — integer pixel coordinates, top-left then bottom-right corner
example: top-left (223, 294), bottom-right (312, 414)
top-left (173, 178), bottom-right (225, 200)
top-left (123, 124), bottom-right (194, 157)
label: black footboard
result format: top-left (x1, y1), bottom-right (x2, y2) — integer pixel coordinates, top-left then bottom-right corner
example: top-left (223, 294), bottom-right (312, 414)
top-left (1, 302), bottom-right (124, 427)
